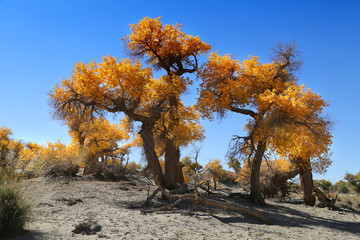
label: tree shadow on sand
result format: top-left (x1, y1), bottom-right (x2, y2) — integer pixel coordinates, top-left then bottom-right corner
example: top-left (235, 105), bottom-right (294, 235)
top-left (114, 192), bottom-right (360, 236)
top-left (210, 199), bottom-right (360, 236)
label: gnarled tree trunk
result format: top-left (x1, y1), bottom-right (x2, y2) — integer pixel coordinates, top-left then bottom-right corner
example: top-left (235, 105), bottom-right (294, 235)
top-left (299, 161), bottom-right (315, 206)
top-left (164, 138), bottom-right (183, 189)
top-left (139, 122), bottom-right (165, 185)
top-left (250, 140), bottom-right (266, 206)
top-left (162, 93), bottom-right (185, 189)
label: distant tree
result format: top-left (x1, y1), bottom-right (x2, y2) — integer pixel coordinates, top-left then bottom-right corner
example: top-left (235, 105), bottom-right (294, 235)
top-left (205, 159), bottom-right (225, 190)
top-left (228, 157), bottom-right (241, 173)
top-left (332, 180), bottom-right (349, 193)
top-left (345, 171), bottom-right (360, 194)
top-left (313, 179), bottom-right (333, 192)
top-left (180, 156), bottom-right (203, 183)
top-left (291, 183), bottom-right (301, 192)
top-left (0, 127), bottom-right (23, 180)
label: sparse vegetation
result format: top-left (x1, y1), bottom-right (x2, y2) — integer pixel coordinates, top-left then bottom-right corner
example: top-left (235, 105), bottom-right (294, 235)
top-left (0, 14), bottom-right (358, 240)
top-left (345, 171), bottom-right (360, 194)
top-left (314, 179), bottom-right (333, 192)
top-left (0, 182), bottom-right (32, 237)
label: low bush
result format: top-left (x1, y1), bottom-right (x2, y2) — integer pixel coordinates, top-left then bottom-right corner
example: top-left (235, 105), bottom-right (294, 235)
top-left (0, 182), bottom-right (32, 237)
top-left (34, 142), bottom-right (82, 178)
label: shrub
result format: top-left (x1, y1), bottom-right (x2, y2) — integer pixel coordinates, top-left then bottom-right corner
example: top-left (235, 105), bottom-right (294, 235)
top-left (290, 183), bottom-right (301, 192)
top-left (0, 182), bottom-right (32, 237)
top-left (258, 160), bottom-right (298, 199)
top-left (0, 127), bottom-right (25, 181)
top-left (181, 156), bottom-right (203, 184)
top-left (219, 170), bottom-right (238, 184)
top-left (35, 142), bottom-right (82, 178)
top-left (313, 179), bottom-right (333, 192)
top-left (125, 161), bottom-right (142, 173)
top-left (333, 180), bottom-right (349, 193)
top-left (345, 171), bottom-right (360, 194)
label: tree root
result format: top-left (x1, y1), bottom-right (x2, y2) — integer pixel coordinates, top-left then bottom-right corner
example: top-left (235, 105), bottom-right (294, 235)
top-left (144, 187), bottom-right (161, 206)
top-left (141, 183), bottom-right (268, 223)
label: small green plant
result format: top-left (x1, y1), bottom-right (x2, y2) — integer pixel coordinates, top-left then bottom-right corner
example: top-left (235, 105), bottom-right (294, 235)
top-left (0, 182), bottom-right (32, 237)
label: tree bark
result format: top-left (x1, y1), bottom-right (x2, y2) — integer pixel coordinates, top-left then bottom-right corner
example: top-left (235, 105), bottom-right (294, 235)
top-left (299, 166), bottom-right (315, 206)
top-left (213, 176), bottom-right (217, 190)
top-left (250, 140), bottom-right (266, 206)
top-left (139, 122), bottom-right (165, 185)
top-left (164, 138), bottom-right (184, 189)
top-left (177, 162), bottom-right (185, 184)
top-left (163, 92), bottom-right (185, 189)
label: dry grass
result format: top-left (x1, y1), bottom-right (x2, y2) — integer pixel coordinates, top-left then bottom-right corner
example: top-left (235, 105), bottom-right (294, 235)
top-left (289, 190), bottom-right (360, 211)
top-left (0, 181), bottom-right (32, 237)
top-left (336, 193), bottom-right (360, 211)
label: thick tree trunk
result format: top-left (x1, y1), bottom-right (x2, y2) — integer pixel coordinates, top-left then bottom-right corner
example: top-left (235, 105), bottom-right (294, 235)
top-left (299, 165), bottom-right (315, 206)
top-left (139, 123), bottom-right (165, 185)
top-left (213, 176), bottom-right (217, 190)
top-left (250, 140), bottom-right (266, 206)
top-left (163, 92), bottom-right (185, 189)
top-left (177, 162), bottom-right (185, 184)
top-left (164, 138), bottom-right (184, 189)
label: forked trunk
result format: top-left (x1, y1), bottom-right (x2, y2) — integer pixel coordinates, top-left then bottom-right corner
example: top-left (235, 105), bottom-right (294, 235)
top-left (139, 123), bottom-right (165, 185)
top-left (250, 140), bottom-right (266, 206)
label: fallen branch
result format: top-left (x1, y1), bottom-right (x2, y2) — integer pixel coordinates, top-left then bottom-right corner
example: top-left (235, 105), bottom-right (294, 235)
top-left (199, 197), bottom-right (268, 222)
top-left (142, 194), bottom-right (195, 213)
top-left (141, 181), bottom-right (268, 223)
top-left (144, 187), bottom-right (161, 206)
top-left (312, 187), bottom-right (338, 209)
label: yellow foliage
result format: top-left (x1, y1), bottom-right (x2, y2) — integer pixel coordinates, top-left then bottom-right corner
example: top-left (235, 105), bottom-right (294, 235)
top-left (197, 51), bottom-right (332, 174)
top-left (48, 17), bottom-right (211, 181)
top-left (153, 104), bottom-right (204, 157)
top-left (70, 117), bottom-right (129, 158)
top-left (125, 161), bottom-right (142, 172)
top-left (0, 127), bottom-right (24, 169)
top-left (205, 159), bottom-right (225, 180)
top-left (182, 166), bottom-right (192, 184)
top-left (123, 16), bottom-right (211, 71)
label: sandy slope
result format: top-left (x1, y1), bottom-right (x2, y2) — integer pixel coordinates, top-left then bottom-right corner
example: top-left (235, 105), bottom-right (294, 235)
top-left (7, 177), bottom-right (360, 240)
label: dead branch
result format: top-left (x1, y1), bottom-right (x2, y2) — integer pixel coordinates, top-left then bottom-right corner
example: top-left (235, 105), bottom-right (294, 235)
top-left (142, 194), bottom-right (195, 214)
top-left (144, 187), bottom-right (161, 206)
top-left (312, 187), bottom-right (338, 209)
top-left (198, 197), bottom-right (268, 222)
top-left (141, 181), bottom-right (268, 222)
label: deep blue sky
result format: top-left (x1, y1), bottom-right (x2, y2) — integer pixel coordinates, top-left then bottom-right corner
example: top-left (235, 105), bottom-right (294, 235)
top-left (1, 0), bottom-right (359, 183)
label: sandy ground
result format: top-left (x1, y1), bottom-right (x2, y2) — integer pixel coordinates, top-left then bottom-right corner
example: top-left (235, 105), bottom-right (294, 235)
top-left (5, 177), bottom-right (360, 240)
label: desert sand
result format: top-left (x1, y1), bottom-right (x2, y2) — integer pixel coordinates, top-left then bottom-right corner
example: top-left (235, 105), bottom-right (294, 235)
top-left (8, 176), bottom-right (360, 240)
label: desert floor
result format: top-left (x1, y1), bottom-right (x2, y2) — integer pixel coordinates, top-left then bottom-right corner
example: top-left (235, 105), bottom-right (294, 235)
top-left (6, 176), bottom-right (360, 240)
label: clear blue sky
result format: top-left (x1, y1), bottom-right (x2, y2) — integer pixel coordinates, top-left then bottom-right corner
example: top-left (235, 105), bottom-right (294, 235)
top-left (1, 0), bottom-right (359, 183)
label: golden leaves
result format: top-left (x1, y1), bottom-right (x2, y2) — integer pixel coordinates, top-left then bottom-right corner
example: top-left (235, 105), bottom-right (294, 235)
top-left (123, 17), bottom-right (211, 69)
top-left (197, 50), bottom-right (332, 174)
